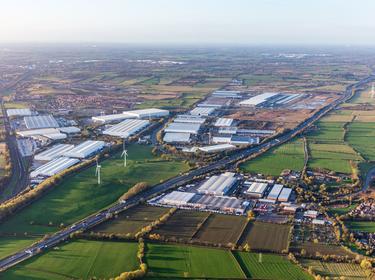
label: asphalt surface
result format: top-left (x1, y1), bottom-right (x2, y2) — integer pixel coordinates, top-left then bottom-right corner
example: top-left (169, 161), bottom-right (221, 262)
top-left (0, 76), bottom-right (373, 271)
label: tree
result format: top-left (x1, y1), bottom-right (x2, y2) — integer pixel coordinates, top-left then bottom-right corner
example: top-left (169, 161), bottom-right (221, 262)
top-left (243, 243), bottom-right (251, 252)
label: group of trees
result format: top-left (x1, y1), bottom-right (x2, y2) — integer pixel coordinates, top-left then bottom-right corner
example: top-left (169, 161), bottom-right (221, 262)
top-left (135, 208), bottom-right (176, 239)
top-left (119, 182), bottom-right (149, 202)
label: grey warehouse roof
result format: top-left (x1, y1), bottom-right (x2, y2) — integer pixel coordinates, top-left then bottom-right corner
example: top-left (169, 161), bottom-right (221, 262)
top-left (103, 119), bottom-right (149, 138)
top-left (24, 115), bottom-right (59, 129)
top-left (63, 140), bottom-right (105, 158)
top-left (34, 144), bottom-right (75, 161)
top-left (164, 122), bottom-right (201, 134)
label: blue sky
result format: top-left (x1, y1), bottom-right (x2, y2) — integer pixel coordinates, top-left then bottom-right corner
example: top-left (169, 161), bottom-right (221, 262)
top-left (0, 0), bottom-right (375, 45)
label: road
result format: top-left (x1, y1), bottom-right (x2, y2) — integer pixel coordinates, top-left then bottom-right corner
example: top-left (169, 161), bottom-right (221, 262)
top-left (0, 102), bottom-right (29, 202)
top-left (0, 75), bottom-right (373, 271)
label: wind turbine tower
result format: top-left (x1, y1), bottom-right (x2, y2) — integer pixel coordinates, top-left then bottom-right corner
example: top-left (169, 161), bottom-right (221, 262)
top-left (371, 83), bottom-right (375, 99)
top-left (95, 160), bottom-right (102, 185)
top-left (121, 139), bottom-right (128, 167)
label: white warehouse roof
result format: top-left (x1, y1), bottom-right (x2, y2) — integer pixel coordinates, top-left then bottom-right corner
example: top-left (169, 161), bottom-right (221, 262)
top-left (17, 128), bottom-right (60, 137)
top-left (34, 144), bottom-right (75, 161)
top-left (163, 132), bottom-right (191, 143)
top-left (92, 113), bottom-right (135, 124)
top-left (198, 144), bottom-right (235, 153)
top-left (63, 140), bottom-right (105, 158)
top-left (59, 126), bottom-right (81, 134)
top-left (43, 133), bottom-right (67, 140)
top-left (174, 115), bottom-right (206, 124)
top-left (190, 107), bottom-right (215, 116)
top-left (278, 187), bottom-right (292, 202)
top-left (159, 191), bottom-right (195, 205)
top-left (212, 90), bottom-right (241, 98)
top-left (24, 115), bottom-right (59, 129)
top-left (246, 182), bottom-right (268, 195)
top-left (197, 172), bottom-right (237, 196)
top-left (123, 108), bottom-right (169, 119)
top-left (7, 108), bottom-right (32, 117)
top-left (30, 157), bottom-right (80, 178)
top-left (239, 92), bottom-right (280, 106)
top-left (267, 184), bottom-right (284, 200)
top-left (165, 122), bottom-right (201, 134)
top-left (214, 118), bottom-right (234, 127)
top-left (103, 119), bottom-right (149, 138)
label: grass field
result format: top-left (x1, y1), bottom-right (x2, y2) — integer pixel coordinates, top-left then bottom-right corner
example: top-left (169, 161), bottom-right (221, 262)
top-left (151, 209), bottom-right (209, 240)
top-left (93, 205), bottom-right (169, 234)
top-left (345, 221), bottom-right (375, 233)
top-left (0, 144), bottom-right (188, 254)
top-left (347, 122), bottom-right (375, 161)
top-left (234, 252), bottom-right (313, 280)
top-left (194, 214), bottom-right (247, 245)
top-left (0, 237), bottom-right (39, 259)
top-left (2, 240), bottom-right (139, 280)
top-left (240, 222), bottom-right (291, 253)
top-left (145, 243), bottom-right (246, 279)
top-left (240, 138), bottom-right (305, 176)
top-left (300, 259), bottom-right (368, 280)
top-left (329, 204), bottom-right (358, 216)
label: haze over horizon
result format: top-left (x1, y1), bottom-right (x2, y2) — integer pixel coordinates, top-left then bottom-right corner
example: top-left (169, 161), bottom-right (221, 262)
top-left (1, 0), bottom-right (375, 46)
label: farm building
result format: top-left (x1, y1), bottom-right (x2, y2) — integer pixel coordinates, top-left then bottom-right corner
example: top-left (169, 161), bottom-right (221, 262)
top-left (212, 90), bottom-right (241, 98)
top-left (63, 140), bottom-right (105, 158)
top-left (174, 115), bottom-right (206, 124)
top-left (267, 184), bottom-right (284, 200)
top-left (197, 172), bottom-right (237, 196)
top-left (30, 157), bottom-right (80, 178)
top-left (123, 108), bottom-right (169, 119)
top-left (190, 107), bottom-right (215, 116)
top-left (59, 126), bottom-right (81, 134)
top-left (164, 122), bottom-right (201, 134)
top-left (103, 119), bottom-right (150, 138)
top-left (158, 191), bottom-right (195, 206)
top-left (34, 144), bottom-right (75, 161)
top-left (245, 182), bottom-right (268, 198)
top-left (278, 187), bottom-right (292, 202)
top-left (239, 92), bottom-right (280, 107)
top-left (7, 108), bottom-right (32, 117)
top-left (198, 144), bottom-right (235, 153)
top-left (163, 132), bottom-right (191, 143)
top-left (92, 113), bottom-right (134, 124)
top-left (24, 115), bottom-right (59, 129)
top-left (214, 118), bottom-right (234, 127)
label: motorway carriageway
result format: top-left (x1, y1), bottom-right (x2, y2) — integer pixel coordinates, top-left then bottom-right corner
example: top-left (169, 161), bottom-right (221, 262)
top-left (0, 75), bottom-right (374, 271)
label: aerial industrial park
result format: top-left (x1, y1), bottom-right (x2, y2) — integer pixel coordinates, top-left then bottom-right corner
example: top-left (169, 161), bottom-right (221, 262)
top-left (0, 1), bottom-right (375, 278)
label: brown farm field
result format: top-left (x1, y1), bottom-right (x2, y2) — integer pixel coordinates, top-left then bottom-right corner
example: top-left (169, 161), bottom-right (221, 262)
top-left (151, 210), bottom-right (210, 240)
top-left (93, 205), bottom-right (169, 234)
top-left (193, 214), bottom-right (247, 245)
top-left (240, 222), bottom-right (291, 253)
top-left (291, 242), bottom-right (355, 258)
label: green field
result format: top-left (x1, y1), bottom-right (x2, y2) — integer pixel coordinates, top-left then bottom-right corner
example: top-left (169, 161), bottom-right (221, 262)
top-left (300, 259), bottom-right (368, 280)
top-left (93, 205), bottom-right (169, 234)
top-left (234, 252), bottom-right (313, 280)
top-left (2, 240), bottom-right (139, 279)
top-left (329, 204), bottom-right (358, 216)
top-left (345, 221), bottom-right (375, 233)
top-left (0, 237), bottom-right (39, 259)
top-left (240, 138), bottom-right (305, 176)
top-left (0, 145), bottom-right (188, 254)
top-left (347, 122), bottom-right (375, 160)
top-left (145, 243), bottom-right (246, 279)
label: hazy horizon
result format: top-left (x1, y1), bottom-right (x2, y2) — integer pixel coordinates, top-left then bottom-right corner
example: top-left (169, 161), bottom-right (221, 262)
top-left (1, 0), bottom-right (375, 46)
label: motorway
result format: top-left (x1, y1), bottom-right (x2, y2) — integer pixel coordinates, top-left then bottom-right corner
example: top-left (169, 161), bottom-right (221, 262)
top-left (0, 75), bottom-right (374, 271)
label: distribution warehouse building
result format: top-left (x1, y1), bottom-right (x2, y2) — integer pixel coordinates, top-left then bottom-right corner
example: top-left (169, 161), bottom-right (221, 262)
top-left (267, 184), bottom-right (284, 200)
top-left (63, 140), bottom-right (105, 158)
top-left (92, 113), bottom-right (134, 124)
top-left (174, 115), bottom-right (206, 124)
top-left (214, 118), bottom-right (234, 127)
top-left (239, 92), bottom-right (280, 107)
top-left (24, 115), bottom-right (60, 129)
top-left (163, 132), bottom-right (191, 143)
top-left (197, 172), bottom-right (237, 196)
top-left (103, 119), bottom-right (149, 138)
top-left (190, 107), bottom-right (215, 116)
top-left (92, 108), bottom-right (169, 124)
top-left (164, 122), bottom-right (201, 134)
top-left (30, 157), bottom-right (80, 178)
top-left (245, 182), bottom-right (268, 198)
top-left (34, 144), bottom-right (75, 161)
top-left (7, 108), bottom-right (33, 117)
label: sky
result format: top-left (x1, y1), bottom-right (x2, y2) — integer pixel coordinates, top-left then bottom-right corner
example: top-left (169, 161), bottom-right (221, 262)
top-left (0, 0), bottom-right (375, 45)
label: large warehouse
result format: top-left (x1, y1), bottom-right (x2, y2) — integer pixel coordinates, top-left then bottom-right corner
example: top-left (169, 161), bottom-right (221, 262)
top-left (174, 115), bottom-right (206, 124)
top-left (7, 108), bottom-right (33, 117)
top-left (158, 191), bottom-right (196, 206)
top-left (267, 184), bottom-right (284, 200)
top-left (163, 132), bottom-right (191, 143)
top-left (92, 113), bottom-right (134, 124)
top-left (214, 118), bottom-right (234, 127)
top-left (164, 122), bottom-right (201, 134)
top-left (63, 140), bottom-right (105, 158)
top-left (198, 144), bottom-right (235, 153)
top-left (239, 92), bottom-right (280, 107)
top-left (197, 172), bottom-right (237, 196)
top-left (17, 128), bottom-right (60, 137)
top-left (123, 108), bottom-right (169, 119)
top-left (190, 107), bottom-right (215, 116)
top-left (24, 115), bottom-right (59, 129)
top-left (103, 119), bottom-right (149, 138)
top-left (278, 187), bottom-right (292, 202)
top-left (34, 144), bottom-right (75, 161)
top-left (245, 182), bottom-right (268, 198)
top-left (212, 90), bottom-right (241, 98)
top-left (30, 157), bottom-right (80, 178)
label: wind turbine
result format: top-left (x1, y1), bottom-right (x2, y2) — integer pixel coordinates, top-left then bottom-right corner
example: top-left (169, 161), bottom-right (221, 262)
top-left (95, 160), bottom-right (102, 185)
top-left (121, 139), bottom-right (128, 167)
top-left (371, 83), bottom-right (375, 99)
